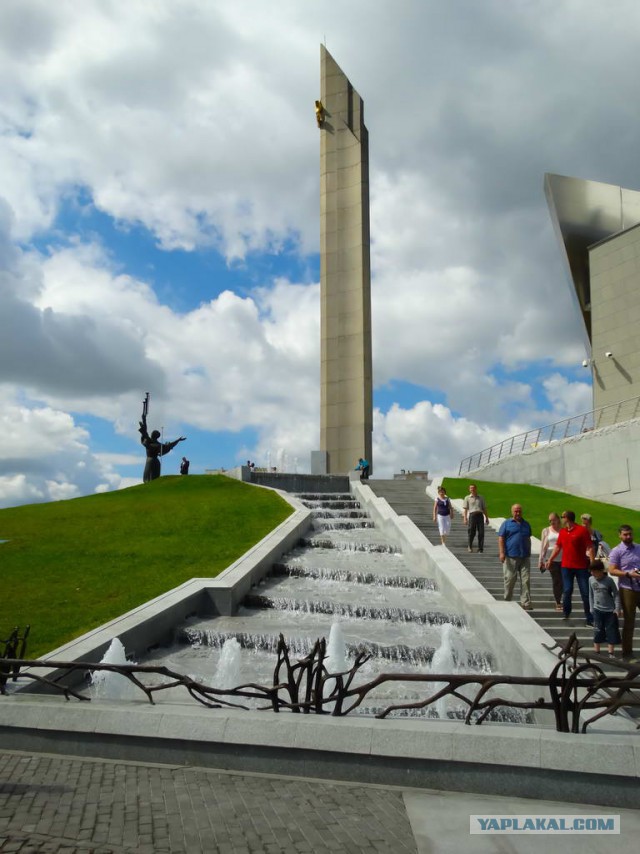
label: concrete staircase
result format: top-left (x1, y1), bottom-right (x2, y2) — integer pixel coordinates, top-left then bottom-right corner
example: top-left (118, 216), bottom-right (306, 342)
top-left (367, 479), bottom-right (597, 650)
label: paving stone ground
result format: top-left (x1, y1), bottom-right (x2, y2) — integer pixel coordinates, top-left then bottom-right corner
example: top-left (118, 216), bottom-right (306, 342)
top-left (0, 750), bottom-right (417, 854)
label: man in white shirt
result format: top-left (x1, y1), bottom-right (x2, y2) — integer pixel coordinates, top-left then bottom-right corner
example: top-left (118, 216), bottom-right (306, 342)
top-left (462, 484), bottom-right (489, 553)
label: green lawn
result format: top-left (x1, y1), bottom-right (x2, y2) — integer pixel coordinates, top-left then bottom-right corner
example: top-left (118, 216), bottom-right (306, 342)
top-left (0, 475), bottom-right (292, 658)
top-left (442, 477), bottom-right (640, 546)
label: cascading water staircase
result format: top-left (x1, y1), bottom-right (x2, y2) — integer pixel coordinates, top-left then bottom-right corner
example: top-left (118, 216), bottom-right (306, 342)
top-left (142, 492), bottom-right (530, 721)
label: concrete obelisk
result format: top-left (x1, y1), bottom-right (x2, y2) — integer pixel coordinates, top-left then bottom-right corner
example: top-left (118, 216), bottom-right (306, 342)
top-left (318, 46), bottom-right (373, 475)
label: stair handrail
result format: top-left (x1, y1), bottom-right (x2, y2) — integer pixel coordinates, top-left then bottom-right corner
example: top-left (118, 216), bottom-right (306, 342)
top-left (458, 394), bottom-right (640, 475)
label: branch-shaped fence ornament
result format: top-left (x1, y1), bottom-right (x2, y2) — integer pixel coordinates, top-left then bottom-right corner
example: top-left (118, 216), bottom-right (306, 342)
top-left (0, 626), bottom-right (30, 693)
top-left (2, 633), bottom-right (639, 733)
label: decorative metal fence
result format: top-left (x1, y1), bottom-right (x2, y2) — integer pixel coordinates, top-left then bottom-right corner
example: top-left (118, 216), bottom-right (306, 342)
top-left (0, 626), bottom-right (30, 691)
top-left (2, 633), bottom-right (639, 734)
top-left (458, 395), bottom-right (640, 475)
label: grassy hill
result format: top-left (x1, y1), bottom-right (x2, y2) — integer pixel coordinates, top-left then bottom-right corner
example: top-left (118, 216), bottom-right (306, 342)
top-left (0, 475), bottom-right (292, 658)
top-left (442, 477), bottom-right (640, 546)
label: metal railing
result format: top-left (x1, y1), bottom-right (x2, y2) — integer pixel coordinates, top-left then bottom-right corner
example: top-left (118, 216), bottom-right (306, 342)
top-left (458, 394), bottom-right (640, 476)
top-left (2, 634), bottom-right (639, 733)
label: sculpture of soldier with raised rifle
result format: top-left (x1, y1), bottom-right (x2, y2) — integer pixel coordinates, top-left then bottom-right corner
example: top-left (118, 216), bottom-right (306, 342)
top-left (138, 393), bottom-right (186, 483)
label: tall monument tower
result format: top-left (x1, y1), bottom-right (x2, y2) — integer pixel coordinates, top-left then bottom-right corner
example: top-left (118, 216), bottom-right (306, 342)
top-left (318, 45), bottom-right (373, 474)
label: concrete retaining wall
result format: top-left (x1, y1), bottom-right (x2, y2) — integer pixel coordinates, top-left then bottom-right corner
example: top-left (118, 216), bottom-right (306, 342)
top-left (0, 699), bottom-right (638, 808)
top-left (248, 471), bottom-right (350, 493)
top-left (218, 466), bottom-right (350, 494)
top-left (466, 418), bottom-right (640, 510)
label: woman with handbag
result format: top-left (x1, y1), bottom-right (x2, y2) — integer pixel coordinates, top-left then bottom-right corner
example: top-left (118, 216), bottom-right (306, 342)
top-left (433, 486), bottom-right (454, 546)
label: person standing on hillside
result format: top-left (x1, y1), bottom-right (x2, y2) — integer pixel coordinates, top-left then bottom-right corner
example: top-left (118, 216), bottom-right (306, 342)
top-left (607, 525), bottom-right (640, 658)
top-left (355, 458), bottom-right (370, 480)
top-left (433, 486), bottom-right (454, 546)
top-left (462, 484), bottom-right (489, 553)
top-left (546, 510), bottom-right (595, 624)
top-left (498, 504), bottom-right (533, 610)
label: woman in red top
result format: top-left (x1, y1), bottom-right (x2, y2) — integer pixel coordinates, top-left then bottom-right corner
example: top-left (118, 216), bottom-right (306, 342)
top-left (546, 510), bottom-right (595, 624)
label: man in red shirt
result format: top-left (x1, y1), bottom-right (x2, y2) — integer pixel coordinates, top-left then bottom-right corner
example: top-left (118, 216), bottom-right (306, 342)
top-left (546, 510), bottom-right (595, 624)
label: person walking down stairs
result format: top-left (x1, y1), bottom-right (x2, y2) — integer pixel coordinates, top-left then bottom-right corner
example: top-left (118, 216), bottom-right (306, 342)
top-left (462, 484), bottom-right (489, 552)
top-left (499, 504), bottom-right (533, 611)
top-left (545, 510), bottom-right (595, 626)
top-left (432, 486), bottom-right (454, 546)
top-left (539, 513), bottom-right (564, 611)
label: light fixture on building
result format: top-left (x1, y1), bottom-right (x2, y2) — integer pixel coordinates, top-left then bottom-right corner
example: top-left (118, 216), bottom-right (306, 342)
top-left (605, 351), bottom-right (613, 358)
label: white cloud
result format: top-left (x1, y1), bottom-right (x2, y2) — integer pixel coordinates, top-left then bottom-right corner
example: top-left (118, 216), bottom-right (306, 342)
top-left (370, 170), bottom-right (585, 394)
top-left (372, 401), bottom-right (506, 479)
top-left (3, 0), bottom-right (640, 261)
top-left (0, 390), bottom-right (126, 508)
top-left (8, 234), bottom-right (321, 445)
top-left (45, 480), bottom-right (80, 502)
top-left (0, 474), bottom-right (44, 507)
top-left (369, 370), bottom-right (595, 480)
top-left (95, 453), bottom-right (142, 467)
top-left (542, 374), bottom-right (592, 419)
top-left (0, 0), bottom-right (319, 256)
top-left (0, 200), bottom-right (164, 398)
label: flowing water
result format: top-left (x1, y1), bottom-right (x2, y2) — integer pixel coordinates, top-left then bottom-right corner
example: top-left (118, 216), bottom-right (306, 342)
top-left (90, 637), bottom-right (139, 701)
top-left (210, 637), bottom-right (242, 689)
top-left (137, 492), bottom-right (532, 721)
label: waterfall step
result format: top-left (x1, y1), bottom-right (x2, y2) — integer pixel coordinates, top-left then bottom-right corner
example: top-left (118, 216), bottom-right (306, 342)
top-left (300, 537), bottom-right (400, 553)
top-left (311, 519), bottom-right (375, 530)
top-left (271, 563), bottom-right (437, 589)
top-left (310, 510), bottom-right (369, 519)
top-left (256, 573), bottom-right (441, 610)
top-left (299, 498), bottom-right (357, 510)
top-left (181, 611), bottom-right (480, 650)
top-left (279, 546), bottom-right (410, 575)
top-left (178, 626), bottom-right (492, 669)
top-left (302, 501), bottom-right (361, 510)
top-left (243, 594), bottom-right (466, 627)
top-left (297, 493), bottom-right (353, 500)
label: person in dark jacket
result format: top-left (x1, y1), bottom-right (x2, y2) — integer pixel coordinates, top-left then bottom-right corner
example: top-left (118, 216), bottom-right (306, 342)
top-left (355, 458), bottom-right (370, 480)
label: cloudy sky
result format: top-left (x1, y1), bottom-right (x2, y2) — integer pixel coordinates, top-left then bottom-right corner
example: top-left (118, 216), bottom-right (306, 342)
top-left (1, 0), bottom-right (638, 507)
